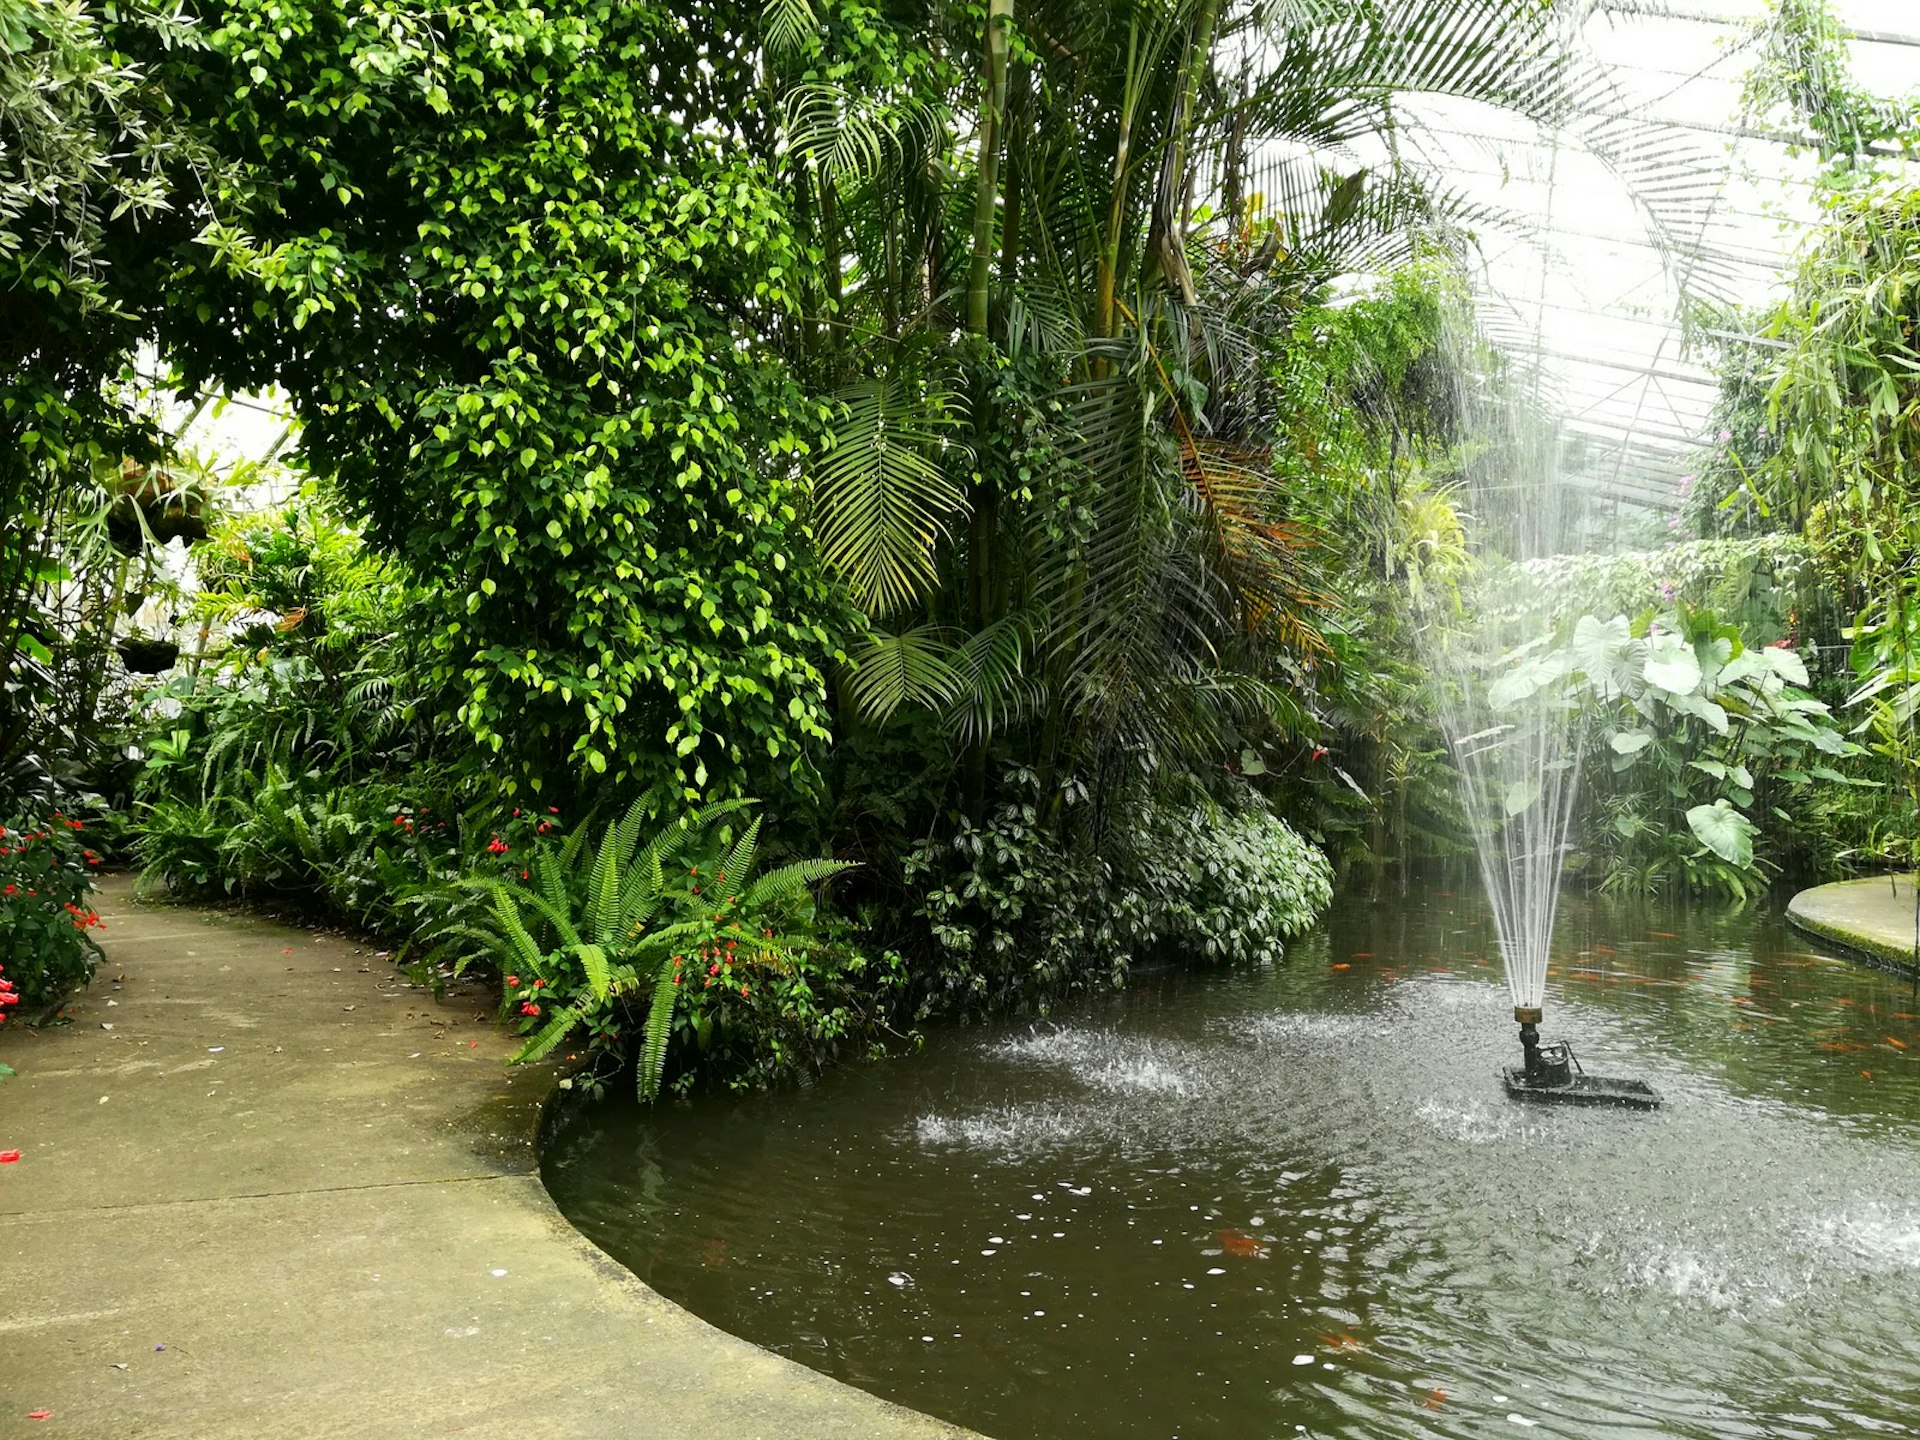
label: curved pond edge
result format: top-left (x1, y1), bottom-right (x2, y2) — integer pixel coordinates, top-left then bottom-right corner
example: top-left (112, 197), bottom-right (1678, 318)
top-left (1786, 874), bottom-right (1920, 978)
top-left (0, 876), bottom-right (985, 1439)
top-left (531, 1076), bottom-right (990, 1440)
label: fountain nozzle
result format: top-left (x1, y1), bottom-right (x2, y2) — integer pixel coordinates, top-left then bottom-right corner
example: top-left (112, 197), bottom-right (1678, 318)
top-left (1514, 1006), bottom-right (1545, 1078)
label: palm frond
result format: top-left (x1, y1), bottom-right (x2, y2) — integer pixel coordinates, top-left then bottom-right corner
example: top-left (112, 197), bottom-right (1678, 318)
top-left (810, 378), bottom-right (971, 618)
top-left (845, 624), bottom-right (965, 722)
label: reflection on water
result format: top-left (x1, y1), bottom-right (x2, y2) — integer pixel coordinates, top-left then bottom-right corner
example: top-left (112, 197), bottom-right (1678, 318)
top-left (544, 889), bottom-right (1920, 1440)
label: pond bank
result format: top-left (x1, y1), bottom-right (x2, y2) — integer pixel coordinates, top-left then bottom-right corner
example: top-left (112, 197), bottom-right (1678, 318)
top-left (0, 877), bottom-right (978, 1439)
top-left (1787, 874), bottom-right (1920, 975)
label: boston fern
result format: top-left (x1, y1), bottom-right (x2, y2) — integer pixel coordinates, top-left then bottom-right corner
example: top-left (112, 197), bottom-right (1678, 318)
top-left (439, 798), bottom-right (850, 1101)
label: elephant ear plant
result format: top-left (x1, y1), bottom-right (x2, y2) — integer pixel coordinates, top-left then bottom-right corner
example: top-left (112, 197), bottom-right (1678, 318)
top-left (437, 798), bottom-right (851, 1100)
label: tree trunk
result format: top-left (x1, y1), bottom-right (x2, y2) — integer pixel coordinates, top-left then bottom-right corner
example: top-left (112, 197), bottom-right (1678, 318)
top-left (965, 0), bottom-right (1015, 338)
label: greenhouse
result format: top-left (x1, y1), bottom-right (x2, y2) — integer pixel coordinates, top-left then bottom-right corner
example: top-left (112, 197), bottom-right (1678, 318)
top-left (4, 1), bottom-right (1920, 1435)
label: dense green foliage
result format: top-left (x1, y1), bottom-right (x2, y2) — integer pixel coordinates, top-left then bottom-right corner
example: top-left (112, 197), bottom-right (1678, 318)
top-left (153, 0), bottom-right (845, 800)
top-left (1680, 0), bottom-right (1920, 876)
top-left (0, 811), bottom-right (106, 1010)
top-left (1483, 606), bottom-right (1860, 899)
top-left (435, 798), bottom-right (860, 1097)
top-left (23, 0), bottom-right (1905, 1101)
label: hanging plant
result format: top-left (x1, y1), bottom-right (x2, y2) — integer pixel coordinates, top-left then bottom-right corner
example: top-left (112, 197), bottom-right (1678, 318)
top-left (106, 460), bottom-right (213, 553)
top-left (115, 633), bottom-right (181, 674)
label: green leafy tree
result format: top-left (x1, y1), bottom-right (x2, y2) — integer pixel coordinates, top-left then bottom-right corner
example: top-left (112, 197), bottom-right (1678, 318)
top-left (153, 0), bottom-right (847, 800)
top-left (0, 0), bottom-right (206, 781)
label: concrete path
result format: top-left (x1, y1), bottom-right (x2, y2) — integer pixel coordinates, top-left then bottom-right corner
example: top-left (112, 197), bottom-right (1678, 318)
top-left (0, 878), bottom-right (977, 1440)
top-left (1787, 873), bottom-right (1920, 975)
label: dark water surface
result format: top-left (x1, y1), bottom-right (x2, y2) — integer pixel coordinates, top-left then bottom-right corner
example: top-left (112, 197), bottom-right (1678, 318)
top-left (544, 890), bottom-right (1920, 1439)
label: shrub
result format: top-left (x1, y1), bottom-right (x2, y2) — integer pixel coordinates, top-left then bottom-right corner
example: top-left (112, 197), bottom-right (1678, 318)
top-left (0, 812), bottom-right (106, 1012)
top-left (904, 776), bottom-right (1335, 1017)
top-left (429, 798), bottom-right (854, 1100)
top-left (1116, 797), bottom-right (1334, 967)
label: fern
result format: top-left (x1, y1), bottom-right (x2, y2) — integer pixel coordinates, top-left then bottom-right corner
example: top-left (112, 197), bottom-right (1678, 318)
top-left (424, 799), bottom-right (856, 1102)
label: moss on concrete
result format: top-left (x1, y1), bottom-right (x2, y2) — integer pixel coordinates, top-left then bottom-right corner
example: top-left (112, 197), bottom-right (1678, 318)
top-left (1786, 875), bottom-right (1920, 977)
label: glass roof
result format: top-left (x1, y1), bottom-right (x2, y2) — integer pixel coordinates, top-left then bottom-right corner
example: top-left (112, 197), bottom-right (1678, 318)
top-left (1401, 0), bottom-right (1919, 522)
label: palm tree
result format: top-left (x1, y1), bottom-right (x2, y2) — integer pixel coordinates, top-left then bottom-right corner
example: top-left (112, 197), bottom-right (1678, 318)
top-left (765, 0), bottom-right (1727, 825)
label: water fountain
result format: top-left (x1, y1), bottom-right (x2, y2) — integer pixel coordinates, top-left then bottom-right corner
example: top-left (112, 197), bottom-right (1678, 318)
top-left (1430, 595), bottom-right (1662, 1109)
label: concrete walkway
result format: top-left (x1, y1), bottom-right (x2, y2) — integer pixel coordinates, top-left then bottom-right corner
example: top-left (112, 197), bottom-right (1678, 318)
top-left (0, 878), bottom-right (976, 1439)
top-left (1787, 873), bottom-right (1920, 975)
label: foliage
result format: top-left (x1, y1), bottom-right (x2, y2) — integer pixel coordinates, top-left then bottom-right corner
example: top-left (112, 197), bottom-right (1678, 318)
top-left (1739, 0), bottom-right (1918, 179)
top-left (0, 811), bottom-right (106, 1010)
top-left (1, 0), bottom-right (214, 761)
top-left (1491, 537), bottom-right (1819, 643)
top-left (153, 0), bottom-right (845, 802)
top-left (429, 798), bottom-right (852, 1100)
top-left (905, 774), bottom-right (1331, 1014)
top-left (1485, 606), bottom-right (1863, 899)
top-left (1114, 794), bottom-right (1333, 966)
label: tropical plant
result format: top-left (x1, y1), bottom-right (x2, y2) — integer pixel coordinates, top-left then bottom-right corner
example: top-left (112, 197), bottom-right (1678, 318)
top-left (433, 798), bottom-right (852, 1100)
top-left (0, 810), bottom-right (106, 1010)
top-left (153, 0), bottom-right (847, 801)
top-left (1477, 606), bottom-right (1864, 899)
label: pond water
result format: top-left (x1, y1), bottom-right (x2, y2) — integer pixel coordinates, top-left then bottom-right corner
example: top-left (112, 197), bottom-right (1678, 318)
top-left (543, 888), bottom-right (1920, 1440)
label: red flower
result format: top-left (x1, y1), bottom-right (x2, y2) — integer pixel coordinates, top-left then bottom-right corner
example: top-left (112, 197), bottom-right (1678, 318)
top-left (548, 806), bottom-right (560, 815)
top-left (520, 1001), bottom-right (540, 1016)
top-left (487, 837), bottom-right (509, 855)
top-left (739, 985), bottom-right (749, 998)
top-left (708, 963), bottom-right (721, 976)
top-left (531, 979), bottom-right (545, 988)
top-left (506, 976), bottom-right (520, 988)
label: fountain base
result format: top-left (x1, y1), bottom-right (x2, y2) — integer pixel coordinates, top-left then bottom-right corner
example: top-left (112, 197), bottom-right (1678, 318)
top-left (1501, 1038), bottom-right (1661, 1109)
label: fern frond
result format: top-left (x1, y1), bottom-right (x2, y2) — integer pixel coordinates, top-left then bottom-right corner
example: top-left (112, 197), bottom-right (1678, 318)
top-left (636, 959), bottom-right (682, 1103)
top-left (572, 942), bottom-right (612, 1001)
top-left (510, 1004), bottom-right (584, 1066)
top-left (741, 857), bottom-right (855, 909)
top-left (719, 817), bottom-right (762, 897)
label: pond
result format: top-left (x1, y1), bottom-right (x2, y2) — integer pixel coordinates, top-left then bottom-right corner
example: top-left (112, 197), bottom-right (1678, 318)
top-left (543, 888), bottom-right (1920, 1440)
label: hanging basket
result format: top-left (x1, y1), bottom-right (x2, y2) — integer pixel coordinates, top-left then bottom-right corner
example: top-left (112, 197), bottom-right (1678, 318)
top-left (106, 499), bottom-right (146, 556)
top-left (115, 637), bottom-right (181, 674)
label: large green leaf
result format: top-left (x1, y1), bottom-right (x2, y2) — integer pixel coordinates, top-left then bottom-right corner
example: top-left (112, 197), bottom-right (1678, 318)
top-left (1643, 632), bottom-right (1702, 695)
top-left (1686, 801), bottom-right (1755, 869)
top-left (811, 380), bottom-right (968, 618)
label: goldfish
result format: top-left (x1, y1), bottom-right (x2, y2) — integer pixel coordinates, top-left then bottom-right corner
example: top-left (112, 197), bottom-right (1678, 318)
top-left (1886, 1036), bottom-right (1908, 1050)
top-left (1330, 963), bottom-right (1351, 971)
top-left (1218, 1229), bottom-right (1271, 1259)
